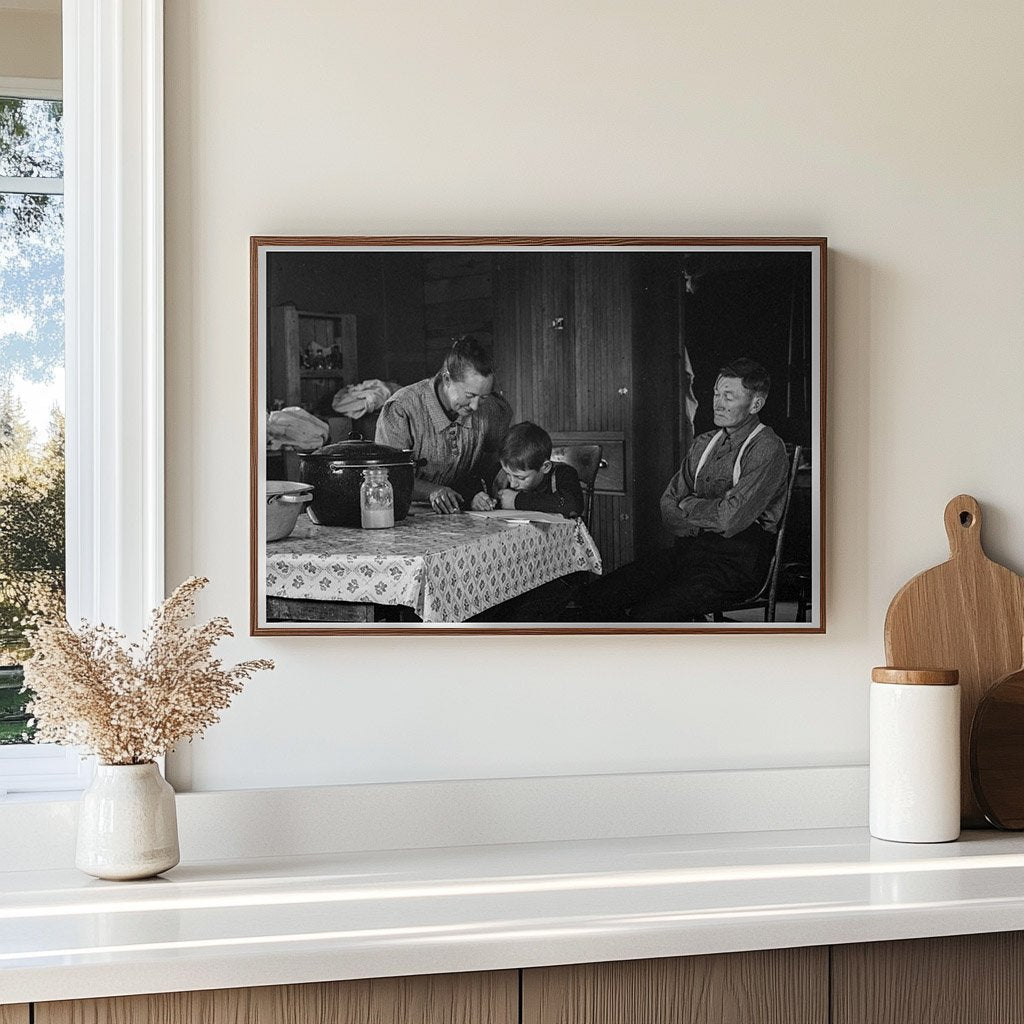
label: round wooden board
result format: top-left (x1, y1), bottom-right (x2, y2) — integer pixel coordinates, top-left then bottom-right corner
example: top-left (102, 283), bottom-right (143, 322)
top-left (971, 664), bottom-right (1024, 829)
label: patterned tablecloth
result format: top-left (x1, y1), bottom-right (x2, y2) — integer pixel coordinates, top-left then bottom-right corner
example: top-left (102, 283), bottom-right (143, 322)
top-left (266, 510), bottom-right (603, 623)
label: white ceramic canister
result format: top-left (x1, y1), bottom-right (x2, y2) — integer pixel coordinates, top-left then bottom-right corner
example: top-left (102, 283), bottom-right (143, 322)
top-left (870, 667), bottom-right (960, 843)
top-left (76, 762), bottom-right (181, 880)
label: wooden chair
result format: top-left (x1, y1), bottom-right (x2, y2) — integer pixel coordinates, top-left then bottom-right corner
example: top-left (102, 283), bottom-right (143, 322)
top-left (713, 443), bottom-right (804, 623)
top-left (550, 443), bottom-right (606, 532)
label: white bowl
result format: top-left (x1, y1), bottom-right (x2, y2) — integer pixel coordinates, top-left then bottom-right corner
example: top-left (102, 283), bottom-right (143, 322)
top-left (266, 480), bottom-right (313, 541)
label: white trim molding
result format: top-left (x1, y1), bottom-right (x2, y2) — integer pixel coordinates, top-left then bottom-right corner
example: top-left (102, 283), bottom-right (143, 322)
top-left (0, 175), bottom-right (63, 195)
top-left (0, 744), bottom-right (92, 797)
top-left (0, 765), bottom-right (870, 869)
top-left (63, 0), bottom-right (164, 633)
top-left (0, 76), bottom-right (62, 100)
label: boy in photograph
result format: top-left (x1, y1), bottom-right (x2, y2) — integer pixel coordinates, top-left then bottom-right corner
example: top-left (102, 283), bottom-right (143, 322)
top-left (467, 421), bottom-right (586, 622)
top-left (471, 421), bottom-right (584, 518)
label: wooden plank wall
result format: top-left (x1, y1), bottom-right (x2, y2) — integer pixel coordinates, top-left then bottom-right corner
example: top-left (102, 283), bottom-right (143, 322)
top-left (572, 254), bottom-right (633, 570)
top-left (491, 252), bottom-right (538, 424)
top-left (492, 252), bottom-right (636, 570)
top-left (631, 255), bottom-right (685, 554)
top-left (422, 254), bottom-right (494, 376)
top-left (379, 255), bottom-right (430, 385)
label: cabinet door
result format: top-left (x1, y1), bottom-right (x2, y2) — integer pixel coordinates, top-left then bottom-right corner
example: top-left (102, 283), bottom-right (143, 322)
top-left (268, 303), bottom-right (302, 408)
top-left (492, 252), bottom-right (575, 428)
top-left (589, 495), bottom-right (634, 574)
top-left (832, 932), bottom-right (1024, 1024)
top-left (570, 253), bottom-right (632, 435)
top-left (493, 251), bottom-right (632, 432)
top-left (36, 971), bottom-right (518, 1024)
top-left (523, 949), bottom-right (827, 1024)
top-left (0, 1006), bottom-right (29, 1024)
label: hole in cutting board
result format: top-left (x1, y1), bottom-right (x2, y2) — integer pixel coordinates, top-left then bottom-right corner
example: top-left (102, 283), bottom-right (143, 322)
top-left (960, 511), bottom-right (974, 527)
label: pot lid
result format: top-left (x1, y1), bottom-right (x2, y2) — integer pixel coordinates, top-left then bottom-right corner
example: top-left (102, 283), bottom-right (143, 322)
top-left (304, 439), bottom-right (416, 467)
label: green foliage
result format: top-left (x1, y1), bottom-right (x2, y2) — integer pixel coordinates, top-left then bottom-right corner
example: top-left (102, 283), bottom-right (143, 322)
top-left (0, 393), bottom-right (64, 743)
top-left (0, 389), bottom-right (65, 668)
top-left (0, 97), bottom-right (62, 178)
top-left (0, 664), bottom-right (31, 743)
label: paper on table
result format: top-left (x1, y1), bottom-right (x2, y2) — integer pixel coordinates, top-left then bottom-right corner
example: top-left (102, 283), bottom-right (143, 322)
top-left (466, 509), bottom-right (566, 524)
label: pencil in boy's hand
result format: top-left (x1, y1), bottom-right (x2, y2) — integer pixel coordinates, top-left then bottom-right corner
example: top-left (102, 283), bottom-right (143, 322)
top-left (479, 478), bottom-right (497, 511)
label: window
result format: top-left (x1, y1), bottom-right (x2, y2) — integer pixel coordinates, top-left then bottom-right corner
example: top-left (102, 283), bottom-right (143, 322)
top-left (0, 80), bottom-right (85, 795)
top-left (1, 6), bottom-right (166, 798)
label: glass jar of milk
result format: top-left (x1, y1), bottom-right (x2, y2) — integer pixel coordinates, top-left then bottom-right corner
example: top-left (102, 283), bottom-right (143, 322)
top-left (360, 467), bottom-right (395, 529)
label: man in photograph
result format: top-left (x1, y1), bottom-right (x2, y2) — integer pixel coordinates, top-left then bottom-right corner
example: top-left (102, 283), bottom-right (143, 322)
top-left (582, 357), bottom-right (790, 622)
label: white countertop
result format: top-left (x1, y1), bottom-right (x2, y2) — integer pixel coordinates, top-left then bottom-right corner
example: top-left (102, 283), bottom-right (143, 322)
top-left (5, 826), bottom-right (1024, 1004)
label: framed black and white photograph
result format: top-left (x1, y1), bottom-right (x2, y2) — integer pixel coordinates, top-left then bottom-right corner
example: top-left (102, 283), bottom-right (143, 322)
top-left (250, 236), bottom-right (826, 635)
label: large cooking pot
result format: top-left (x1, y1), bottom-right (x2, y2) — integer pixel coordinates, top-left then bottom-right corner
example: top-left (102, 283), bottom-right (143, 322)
top-left (300, 438), bottom-right (418, 527)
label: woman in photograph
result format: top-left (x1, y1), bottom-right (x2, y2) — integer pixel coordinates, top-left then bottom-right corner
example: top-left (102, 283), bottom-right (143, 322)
top-left (375, 337), bottom-right (512, 513)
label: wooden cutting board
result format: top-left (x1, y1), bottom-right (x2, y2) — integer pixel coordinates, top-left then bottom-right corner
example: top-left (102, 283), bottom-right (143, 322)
top-left (884, 494), bottom-right (1024, 827)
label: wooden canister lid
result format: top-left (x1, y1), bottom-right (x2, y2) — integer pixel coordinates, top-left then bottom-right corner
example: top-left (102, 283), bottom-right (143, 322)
top-left (871, 667), bottom-right (960, 686)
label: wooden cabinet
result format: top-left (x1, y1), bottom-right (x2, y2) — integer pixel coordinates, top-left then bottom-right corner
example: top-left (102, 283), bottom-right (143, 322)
top-left (832, 932), bottom-right (1024, 1024)
top-left (492, 252), bottom-right (636, 571)
top-left (268, 304), bottom-right (359, 417)
top-left (522, 948), bottom-right (827, 1024)
top-left (14, 932), bottom-right (1024, 1024)
top-left (35, 972), bottom-right (517, 1024)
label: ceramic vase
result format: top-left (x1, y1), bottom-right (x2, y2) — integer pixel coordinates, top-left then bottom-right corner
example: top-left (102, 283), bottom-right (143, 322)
top-left (76, 762), bottom-right (180, 880)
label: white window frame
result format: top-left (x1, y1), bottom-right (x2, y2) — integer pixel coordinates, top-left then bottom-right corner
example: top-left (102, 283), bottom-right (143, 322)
top-left (0, 0), bottom-right (164, 797)
top-left (0, 76), bottom-right (84, 796)
top-left (0, 76), bottom-right (61, 101)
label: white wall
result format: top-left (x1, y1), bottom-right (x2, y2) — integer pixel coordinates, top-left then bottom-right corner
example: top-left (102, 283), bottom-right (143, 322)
top-left (163, 0), bottom-right (1024, 792)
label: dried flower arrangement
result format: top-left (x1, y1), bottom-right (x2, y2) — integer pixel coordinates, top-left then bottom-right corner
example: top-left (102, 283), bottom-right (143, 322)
top-left (22, 577), bottom-right (273, 765)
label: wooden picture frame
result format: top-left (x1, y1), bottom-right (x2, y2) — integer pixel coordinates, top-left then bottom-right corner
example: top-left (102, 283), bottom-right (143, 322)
top-left (250, 237), bottom-right (826, 635)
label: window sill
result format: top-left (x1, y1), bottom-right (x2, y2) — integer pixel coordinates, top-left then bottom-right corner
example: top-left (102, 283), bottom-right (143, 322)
top-left (0, 789), bottom-right (86, 804)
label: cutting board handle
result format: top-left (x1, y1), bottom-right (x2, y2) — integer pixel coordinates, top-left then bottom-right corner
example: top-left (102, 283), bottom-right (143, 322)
top-left (944, 494), bottom-right (983, 558)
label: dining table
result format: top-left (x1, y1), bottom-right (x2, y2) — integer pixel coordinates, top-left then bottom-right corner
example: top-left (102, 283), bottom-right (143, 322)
top-left (264, 507), bottom-right (603, 624)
